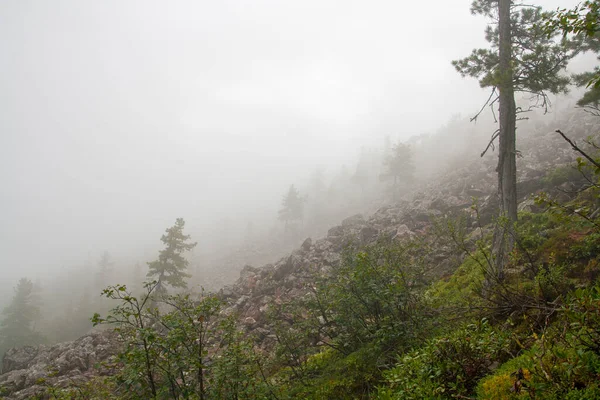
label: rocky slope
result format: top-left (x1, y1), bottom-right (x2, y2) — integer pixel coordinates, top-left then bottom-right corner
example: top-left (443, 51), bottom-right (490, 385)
top-left (0, 331), bottom-right (118, 399)
top-left (1, 110), bottom-right (598, 399)
top-left (218, 113), bottom-right (599, 349)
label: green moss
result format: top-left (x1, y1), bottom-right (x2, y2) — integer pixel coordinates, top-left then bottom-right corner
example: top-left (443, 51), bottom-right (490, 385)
top-left (428, 251), bottom-right (486, 309)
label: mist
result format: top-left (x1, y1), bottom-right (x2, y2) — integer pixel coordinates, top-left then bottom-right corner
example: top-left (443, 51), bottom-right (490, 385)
top-left (0, 0), bottom-right (585, 308)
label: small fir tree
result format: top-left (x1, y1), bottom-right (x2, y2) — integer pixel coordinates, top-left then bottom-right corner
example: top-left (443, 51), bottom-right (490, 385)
top-left (147, 218), bottom-right (197, 292)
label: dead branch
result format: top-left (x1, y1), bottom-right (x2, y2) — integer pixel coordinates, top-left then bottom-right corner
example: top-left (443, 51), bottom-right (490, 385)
top-left (555, 129), bottom-right (600, 170)
top-left (471, 88), bottom-right (498, 123)
top-left (481, 129), bottom-right (501, 157)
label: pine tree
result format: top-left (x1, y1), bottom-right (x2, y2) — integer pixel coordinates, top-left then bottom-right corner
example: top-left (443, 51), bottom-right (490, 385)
top-left (0, 278), bottom-right (44, 357)
top-left (452, 0), bottom-right (573, 280)
top-left (147, 218), bottom-right (197, 292)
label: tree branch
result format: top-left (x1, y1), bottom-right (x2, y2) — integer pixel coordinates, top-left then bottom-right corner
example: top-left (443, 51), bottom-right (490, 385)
top-left (481, 129), bottom-right (501, 157)
top-left (471, 88), bottom-right (498, 122)
top-left (555, 129), bottom-right (600, 170)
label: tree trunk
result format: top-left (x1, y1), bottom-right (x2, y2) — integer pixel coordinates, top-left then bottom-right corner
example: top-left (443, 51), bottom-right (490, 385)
top-left (490, 0), bottom-right (518, 283)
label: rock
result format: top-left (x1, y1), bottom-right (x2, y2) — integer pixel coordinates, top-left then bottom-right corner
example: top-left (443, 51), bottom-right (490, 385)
top-left (360, 226), bottom-right (379, 245)
top-left (235, 295), bottom-right (249, 308)
top-left (327, 225), bottom-right (344, 238)
top-left (341, 214), bottom-right (365, 227)
top-left (314, 239), bottom-right (332, 253)
top-left (239, 265), bottom-right (259, 279)
top-left (301, 237), bottom-right (312, 251)
top-left (1, 346), bottom-right (39, 374)
top-left (323, 252), bottom-right (341, 266)
top-left (393, 225), bottom-right (414, 240)
top-left (220, 286), bottom-right (235, 298)
top-left (465, 187), bottom-right (486, 198)
top-left (517, 178), bottom-right (545, 199)
top-left (517, 198), bottom-right (540, 213)
top-left (0, 331), bottom-right (118, 400)
top-left (273, 255), bottom-right (303, 281)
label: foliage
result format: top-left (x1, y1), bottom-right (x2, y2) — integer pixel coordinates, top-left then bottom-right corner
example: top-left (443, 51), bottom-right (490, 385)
top-left (147, 218), bottom-right (197, 292)
top-left (475, 284), bottom-right (600, 399)
top-left (0, 278), bottom-right (44, 358)
top-left (267, 240), bottom-right (431, 398)
top-left (310, 241), bottom-right (429, 355)
top-left (453, 2), bottom-right (572, 97)
top-left (545, 0), bottom-right (600, 97)
top-left (377, 320), bottom-right (514, 399)
top-left (428, 251), bottom-right (486, 310)
top-left (31, 376), bottom-right (120, 400)
top-left (477, 352), bottom-right (535, 399)
top-left (91, 282), bottom-right (268, 399)
top-left (207, 318), bottom-right (272, 399)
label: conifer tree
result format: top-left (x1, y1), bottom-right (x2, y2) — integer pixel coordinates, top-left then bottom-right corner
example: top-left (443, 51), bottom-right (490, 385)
top-left (0, 278), bottom-right (44, 357)
top-left (452, 0), bottom-right (573, 280)
top-left (147, 218), bottom-right (197, 292)
top-left (278, 185), bottom-right (304, 230)
top-left (381, 142), bottom-right (415, 200)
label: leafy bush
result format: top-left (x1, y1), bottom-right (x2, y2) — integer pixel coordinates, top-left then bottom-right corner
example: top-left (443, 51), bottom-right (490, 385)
top-left (92, 282), bottom-right (270, 399)
top-left (377, 320), bottom-right (514, 399)
top-left (307, 241), bottom-right (430, 355)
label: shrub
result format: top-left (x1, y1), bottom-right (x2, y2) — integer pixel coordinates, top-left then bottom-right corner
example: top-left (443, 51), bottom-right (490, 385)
top-left (377, 320), bottom-right (514, 399)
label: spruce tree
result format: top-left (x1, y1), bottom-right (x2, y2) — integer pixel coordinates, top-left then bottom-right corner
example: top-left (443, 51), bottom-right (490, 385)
top-left (0, 278), bottom-right (44, 357)
top-left (147, 218), bottom-right (197, 292)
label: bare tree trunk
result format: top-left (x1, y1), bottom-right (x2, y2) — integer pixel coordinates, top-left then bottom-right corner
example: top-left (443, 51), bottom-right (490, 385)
top-left (490, 0), bottom-right (518, 283)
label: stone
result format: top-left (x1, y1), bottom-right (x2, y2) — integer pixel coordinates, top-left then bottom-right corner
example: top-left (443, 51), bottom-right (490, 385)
top-left (0, 331), bottom-right (118, 400)
top-left (239, 265), bottom-right (259, 279)
top-left (360, 226), bottom-right (379, 245)
top-left (235, 295), bottom-right (249, 308)
top-left (393, 225), bottom-right (414, 240)
top-left (1, 346), bottom-right (39, 374)
top-left (301, 237), bottom-right (312, 251)
top-left (327, 225), bottom-right (344, 237)
top-left (341, 214), bottom-right (365, 227)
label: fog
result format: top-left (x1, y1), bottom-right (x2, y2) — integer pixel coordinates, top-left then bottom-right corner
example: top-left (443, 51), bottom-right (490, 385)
top-left (0, 0), bottom-right (583, 310)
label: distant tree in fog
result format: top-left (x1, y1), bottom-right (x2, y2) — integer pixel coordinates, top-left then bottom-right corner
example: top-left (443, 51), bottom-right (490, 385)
top-left (0, 278), bottom-right (44, 357)
top-left (278, 185), bottom-right (304, 230)
top-left (380, 142), bottom-right (415, 199)
top-left (95, 251), bottom-right (114, 291)
top-left (147, 218), bottom-right (197, 292)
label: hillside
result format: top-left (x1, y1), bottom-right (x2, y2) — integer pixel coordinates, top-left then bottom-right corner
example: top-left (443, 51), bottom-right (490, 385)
top-left (2, 109), bottom-right (599, 399)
